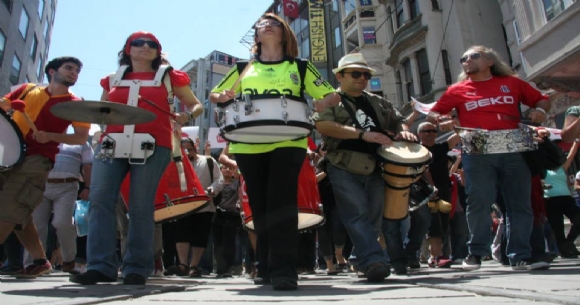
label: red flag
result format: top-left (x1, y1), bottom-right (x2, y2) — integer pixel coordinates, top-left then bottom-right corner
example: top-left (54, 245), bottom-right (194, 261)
top-left (283, 0), bottom-right (299, 19)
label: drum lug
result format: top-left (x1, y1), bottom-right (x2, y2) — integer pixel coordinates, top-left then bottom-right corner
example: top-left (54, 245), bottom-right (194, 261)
top-left (282, 111), bottom-right (289, 123)
top-left (193, 188), bottom-right (199, 195)
top-left (280, 96), bottom-right (288, 108)
top-left (234, 115), bottom-right (240, 126)
top-left (216, 109), bottom-right (225, 126)
top-left (164, 194), bottom-right (173, 207)
top-left (232, 99), bottom-right (239, 112)
top-left (244, 94), bottom-right (253, 115)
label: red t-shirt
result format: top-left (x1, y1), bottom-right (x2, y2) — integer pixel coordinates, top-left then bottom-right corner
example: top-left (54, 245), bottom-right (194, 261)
top-left (100, 69), bottom-right (190, 149)
top-left (431, 76), bottom-right (548, 130)
top-left (4, 84), bottom-right (89, 162)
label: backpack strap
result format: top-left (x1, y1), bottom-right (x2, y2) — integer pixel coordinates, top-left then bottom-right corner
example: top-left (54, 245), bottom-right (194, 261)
top-left (295, 58), bottom-right (308, 99)
top-left (18, 84), bottom-right (39, 100)
top-left (206, 156), bottom-right (214, 182)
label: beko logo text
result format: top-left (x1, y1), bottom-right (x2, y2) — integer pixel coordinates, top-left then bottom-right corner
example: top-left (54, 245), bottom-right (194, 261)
top-left (465, 96), bottom-right (514, 111)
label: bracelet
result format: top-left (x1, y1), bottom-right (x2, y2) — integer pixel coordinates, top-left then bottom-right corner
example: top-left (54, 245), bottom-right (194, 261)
top-left (84, 186), bottom-right (90, 190)
top-left (358, 131), bottom-right (365, 140)
top-left (534, 108), bottom-right (546, 115)
top-left (186, 111), bottom-right (194, 121)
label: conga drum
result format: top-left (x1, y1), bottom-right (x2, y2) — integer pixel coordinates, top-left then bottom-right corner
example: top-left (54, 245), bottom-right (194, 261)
top-left (377, 141), bottom-right (431, 220)
top-left (121, 148), bottom-right (210, 223)
top-left (240, 156), bottom-right (324, 231)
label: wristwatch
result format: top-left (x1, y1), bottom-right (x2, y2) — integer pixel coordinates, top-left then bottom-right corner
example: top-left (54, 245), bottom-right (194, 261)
top-left (186, 111), bottom-right (195, 121)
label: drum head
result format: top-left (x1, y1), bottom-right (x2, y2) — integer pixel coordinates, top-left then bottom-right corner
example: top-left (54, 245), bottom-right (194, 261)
top-left (0, 109), bottom-right (25, 168)
top-left (377, 141), bottom-right (431, 166)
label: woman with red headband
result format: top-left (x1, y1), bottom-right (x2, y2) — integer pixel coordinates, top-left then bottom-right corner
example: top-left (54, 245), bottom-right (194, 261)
top-left (70, 31), bottom-right (203, 285)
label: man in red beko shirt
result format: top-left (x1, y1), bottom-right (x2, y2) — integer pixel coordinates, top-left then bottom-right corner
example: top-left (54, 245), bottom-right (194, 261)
top-left (428, 45), bottom-right (550, 271)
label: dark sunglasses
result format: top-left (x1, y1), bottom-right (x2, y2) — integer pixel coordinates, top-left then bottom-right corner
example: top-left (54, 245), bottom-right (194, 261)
top-left (459, 52), bottom-right (482, 63)
top-left (256, 20), bottom-right (282, 28)
top-left (130, 39), bottom-right (159, 49)
top-left (420, 129), bottom-right (438, 134)
top-left (343, 71), bottom-right (372, 80)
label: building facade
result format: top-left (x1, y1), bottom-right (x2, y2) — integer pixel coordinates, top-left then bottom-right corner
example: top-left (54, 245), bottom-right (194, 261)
top-left (0, 0), bottom-right (56, 94)
top-left (176, 50), bottom-right (242, 144)
top-left (499, 0), bottom-right (579, 128)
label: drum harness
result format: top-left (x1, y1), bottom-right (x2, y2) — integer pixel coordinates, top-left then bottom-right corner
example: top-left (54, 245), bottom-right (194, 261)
top-left (103, 65), bottom-right (188, 192)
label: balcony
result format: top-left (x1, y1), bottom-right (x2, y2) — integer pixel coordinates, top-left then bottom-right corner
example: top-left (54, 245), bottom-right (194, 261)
top-left (385, 14), bottom-right (427, 66)
top-left (520, 1), bottom-right (580, 93)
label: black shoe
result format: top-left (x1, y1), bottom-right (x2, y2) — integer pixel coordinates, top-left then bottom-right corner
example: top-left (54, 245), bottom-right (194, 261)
top-left (253, 276), bottom-right (272, 285)
top-left (0, 265), bottom-right (23, 275)
top-left (70, 270), bottom-right (116, 285)
top-left (462, 254), bottom-right (482, 271)
top-left (511, 258), bottom-right (550, 271)
top-left (391, 262), bottom-right (408, 275)
top-left (123, 274), bottom-right (146, 285)
top-left (272, 277), bottom-right (298, 291)
top-left (365, 262), bottom-right (390, 283)
top-left (407, 257), bottom-right (421, 269)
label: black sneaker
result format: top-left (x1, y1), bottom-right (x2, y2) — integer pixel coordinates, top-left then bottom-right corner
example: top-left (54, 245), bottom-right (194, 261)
top-left (407, 257), bottom-right (421, 269)
top-left (70, 270), bottom-right (117, 285)
top-left (511, 258), bottom-right (550, 271)
top-left (462, 254), bottom-right (481, 271)
top-left (365, 262), bottom-right (390, 282)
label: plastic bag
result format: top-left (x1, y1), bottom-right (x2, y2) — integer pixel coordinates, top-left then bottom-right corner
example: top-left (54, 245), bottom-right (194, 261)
top-left (74, 200), bottom-right (90, 237)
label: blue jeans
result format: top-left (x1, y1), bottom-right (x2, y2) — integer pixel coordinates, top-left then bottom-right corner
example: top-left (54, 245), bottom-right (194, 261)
top-left (462, 153), bottom-right (532, 263)
top-left (326, 164), bottom-right (387, 271)
top-left (87, 145), bottom-right (170, 279)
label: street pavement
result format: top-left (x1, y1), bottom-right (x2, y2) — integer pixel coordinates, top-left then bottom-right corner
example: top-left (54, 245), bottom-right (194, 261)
top-left (1, 258), bottom-right (579, 305)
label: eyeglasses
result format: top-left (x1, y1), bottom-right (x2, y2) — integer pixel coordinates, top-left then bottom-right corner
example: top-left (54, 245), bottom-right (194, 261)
top-left (256, 20), bottom-right (282, 28)
top-left (342, 71), bottom-right (372, 80)
top-left (130, 39), bottom-right (159, 49)
top-left (459, 52), bottom-right (482, 63)
top-left (420, 129), bottom-right (438, 134)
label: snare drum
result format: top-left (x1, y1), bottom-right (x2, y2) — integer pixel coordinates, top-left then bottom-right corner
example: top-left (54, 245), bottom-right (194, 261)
top-left (376, 141), bottom-right (432, 220)
top-left (121, 148), bottom-right (209, 223)
top-left (216, 94), bottom-right (313, 144)
top-left (240, 156), bottom-right (324, 231)
top-left (0, 109), bottom-right (26, 171)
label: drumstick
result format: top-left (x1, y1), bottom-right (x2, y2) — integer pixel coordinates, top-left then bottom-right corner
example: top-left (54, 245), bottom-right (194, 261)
top-left (11, 100), bottom-right (38, 133)
top-left (138, 95), bottom-right (177, 118)
top-left (230, 59), bottom-right (254, 91)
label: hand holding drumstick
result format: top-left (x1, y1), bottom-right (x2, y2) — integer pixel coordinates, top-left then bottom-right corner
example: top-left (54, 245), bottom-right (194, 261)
top-left (10, 100), bottom-right (38, 133)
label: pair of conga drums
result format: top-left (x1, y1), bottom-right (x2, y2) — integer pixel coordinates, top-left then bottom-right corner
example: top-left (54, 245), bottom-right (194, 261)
top-left (240, 156), bottom-right (324, 232)
top-left (377, 141), bottom-right (432, 220)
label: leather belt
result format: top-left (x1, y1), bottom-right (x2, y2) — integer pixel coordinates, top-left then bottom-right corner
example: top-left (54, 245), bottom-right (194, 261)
top-left (46, 177), bottom-right (79, 184)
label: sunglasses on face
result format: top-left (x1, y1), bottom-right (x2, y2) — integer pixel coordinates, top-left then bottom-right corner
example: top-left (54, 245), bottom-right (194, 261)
top-left (130, 39), bottom-right (159, 49)
top-left (343, 71), bottom-right (372, 80)
top-left (459, 52), bottom-right (482, 63)
top-left (420, 129), bottom-right (438, 134)
top-left (256, 20), bottom-right (282, 28)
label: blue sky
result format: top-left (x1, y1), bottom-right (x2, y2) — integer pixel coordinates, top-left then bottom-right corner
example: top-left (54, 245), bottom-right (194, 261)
top-left (48, 0), bottom-right (274, 101)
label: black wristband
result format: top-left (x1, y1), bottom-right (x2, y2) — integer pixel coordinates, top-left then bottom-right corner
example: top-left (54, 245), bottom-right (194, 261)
top-left (84, 186), bottom-right (90, 190)
top-left (358, 131), bottom-right (365, 140)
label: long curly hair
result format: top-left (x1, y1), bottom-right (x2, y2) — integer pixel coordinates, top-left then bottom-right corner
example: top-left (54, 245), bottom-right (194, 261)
top-left (457, 45), bottom-right (516, 82)
top-left (251, 13), bottom-right (298, 58)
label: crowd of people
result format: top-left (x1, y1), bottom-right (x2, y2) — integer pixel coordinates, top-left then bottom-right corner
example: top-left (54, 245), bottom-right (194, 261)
top-left (1, 14), bottom-right (580, 292)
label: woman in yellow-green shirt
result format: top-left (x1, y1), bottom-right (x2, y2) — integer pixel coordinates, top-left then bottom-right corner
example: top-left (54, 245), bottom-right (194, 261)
top-left (210, 13), bottom-right (339, 291)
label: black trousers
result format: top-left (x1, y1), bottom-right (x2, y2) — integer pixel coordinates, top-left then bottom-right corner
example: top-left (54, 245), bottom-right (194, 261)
top-left (212, 223), bottom-right (239, 274)
top-left (235, 147), bottom-right (305, 280)
top-left (545, 196), bottom-right (580, 249)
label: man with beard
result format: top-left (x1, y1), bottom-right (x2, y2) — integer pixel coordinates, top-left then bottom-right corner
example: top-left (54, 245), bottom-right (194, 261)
top-left (0, 57), bottom-right (90, 279)
top-left (428, 46), bottom-right (550, 271)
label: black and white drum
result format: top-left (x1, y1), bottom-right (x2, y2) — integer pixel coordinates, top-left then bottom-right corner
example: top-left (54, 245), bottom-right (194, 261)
top-left (0, 109), bottom-right (26, 171)
top-left (216, 94), bottom-right (313, 144)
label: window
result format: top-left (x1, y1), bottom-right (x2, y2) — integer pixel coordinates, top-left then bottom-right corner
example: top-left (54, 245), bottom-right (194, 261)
top-left (30, 34), bottom-right (38, 59)
top-left (333, 26), bottom-right (342, 48)
top-left (409, 0), bottom-right (420, 19)
top-left (360, 9), bottom-right (375, 18)
top-left (363, 27), bottom-right (376, 44)
top-left (344, 0), bottom-right (356, 16)
top-left (44, 21), bottom-right (49, 42)
top-left (541, 0), bottom-right (566, 21)
top-left (38, 0), bottom-right (44, 18)
top-left (50, 0), bottom-right (55, 22)
top-left (403, 59), bottom-right (414, 98)
top-left (11, 55), bottom-right (21, 84)
top-left (301, 38), bottom-right (310, 59)
top-left (37, 59), bottom-right (43, 80)
top-left (359, 0), bottom-right (372, 5)
top-left (441, 50), bottom-right (452, 85)
top-left (395, 71), bottom-right (403, 104)
top-left (19, 8), bottom-right (29, 39)
top-left (387, 6), bottom-right (394, 36)
top-left (369, 77), bottom-right (381, 91)
top-left (0, 30), bottom-right (5, 65)
top-left (395, 0), bottom-right (405, 28)
top-left (416, 49), bottom-right (431, 95)
top-left (431, 0), bottom-right (440, 10)
top-left (1, 0), bottom-right (12, 12)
